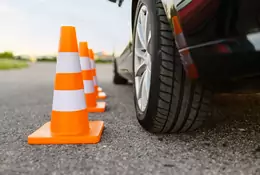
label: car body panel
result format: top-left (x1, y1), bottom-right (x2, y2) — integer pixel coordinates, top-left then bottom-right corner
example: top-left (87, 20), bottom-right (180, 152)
top-left (116, 42), bottom-right (133, 80)
top-left (116, 0), bottom-right (260, 93)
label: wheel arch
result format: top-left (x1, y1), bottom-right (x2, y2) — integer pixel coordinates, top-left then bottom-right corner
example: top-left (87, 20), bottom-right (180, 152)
top-left (131, 0), bottom-right (198, 79)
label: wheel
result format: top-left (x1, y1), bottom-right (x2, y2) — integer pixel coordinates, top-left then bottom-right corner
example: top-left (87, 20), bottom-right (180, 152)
top-left (132, 0), bottom-right (213, 133)
top-left (113, 59), bottom-right (128, 84)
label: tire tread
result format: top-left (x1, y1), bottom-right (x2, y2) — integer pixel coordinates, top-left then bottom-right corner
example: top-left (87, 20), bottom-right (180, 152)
top-left (150, 0), bottom-right (213, 133)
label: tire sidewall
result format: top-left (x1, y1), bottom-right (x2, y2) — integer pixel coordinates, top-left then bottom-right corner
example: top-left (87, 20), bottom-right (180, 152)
top-left (113, 59), bottom-right (118, 74)
top-left (133, 0), bottom-right (162, 129)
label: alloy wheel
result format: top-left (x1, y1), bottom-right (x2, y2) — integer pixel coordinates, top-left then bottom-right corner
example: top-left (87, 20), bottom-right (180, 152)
top-left (134, 5), bottom-right (152, 112)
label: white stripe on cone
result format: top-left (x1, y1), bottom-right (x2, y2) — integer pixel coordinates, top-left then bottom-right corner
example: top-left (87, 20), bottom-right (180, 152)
top-left (83, 80), bottom-right (95, 93)
top-left (56, 52), bottom-right (82, 73)
top-left (180, 51), bottom-right (193, 65)
top-left (175, 33), bottom-right (187, 49)
top-left (90, 59), bottom-right (98, 86)
top-left (90, 59), bottom-right (96, 69)
top-left (80, 57), bottom-right (92, 70)
top-left (52, 89), bottom-right (86, 111)
top-left (93, 76), bottom-right (97, 86)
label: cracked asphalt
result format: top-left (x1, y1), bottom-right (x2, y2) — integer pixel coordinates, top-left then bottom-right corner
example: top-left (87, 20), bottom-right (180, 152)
top-left (0, 63), bottom-right (260, 175)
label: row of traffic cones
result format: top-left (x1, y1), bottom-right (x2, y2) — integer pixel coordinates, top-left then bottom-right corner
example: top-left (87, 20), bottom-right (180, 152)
top-left (28, 26), bottom-right (107, 144)
top-left (79, 42), bottom-right (106, 113)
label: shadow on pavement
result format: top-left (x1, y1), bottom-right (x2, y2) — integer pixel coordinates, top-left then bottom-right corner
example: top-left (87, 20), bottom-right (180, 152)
top-left (205, 93), bottom-right (260, 129)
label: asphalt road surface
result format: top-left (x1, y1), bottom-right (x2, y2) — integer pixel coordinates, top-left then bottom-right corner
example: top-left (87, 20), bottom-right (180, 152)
top-left (0, 63), bottom-right (260, 175)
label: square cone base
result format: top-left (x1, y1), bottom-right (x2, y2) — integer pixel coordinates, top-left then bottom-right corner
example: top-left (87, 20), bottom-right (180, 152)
top-left (28, 121), bottom-right (104, 144)
top-left (98, 87), bottom-right (102, 92)
top-left (87, 101), bottom-right (106, 113)
top-left (97, 92), bottom-right (107, 100)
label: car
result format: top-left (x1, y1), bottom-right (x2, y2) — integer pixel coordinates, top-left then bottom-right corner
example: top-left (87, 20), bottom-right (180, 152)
top-left (109, 0), bottom-right (260, 133)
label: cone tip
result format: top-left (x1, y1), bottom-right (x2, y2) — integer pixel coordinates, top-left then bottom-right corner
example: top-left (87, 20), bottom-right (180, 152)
top-left (59, 26), bottom-right (78, 52)
top-left (88, 48), bottom-right (93, 60)
top-left (79, 41), bottom-right (89, 57)
top-left (172, 16), bottom-right (182, 35)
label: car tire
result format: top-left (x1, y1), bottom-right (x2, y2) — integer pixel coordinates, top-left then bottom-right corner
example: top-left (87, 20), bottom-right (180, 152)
top-left (133, 0), bottom-right (213, 133)
top-left (113, 59), bottom-right (128, 84)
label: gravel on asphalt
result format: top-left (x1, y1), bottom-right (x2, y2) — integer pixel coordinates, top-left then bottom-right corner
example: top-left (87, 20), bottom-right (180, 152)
top-left (0, 63), bottom-right (259, 175)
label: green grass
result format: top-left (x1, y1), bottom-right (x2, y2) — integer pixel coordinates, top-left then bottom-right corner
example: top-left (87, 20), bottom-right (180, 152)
top-left (36, 58), bottom-right (113, 64)
top-left (37, 58), bottom-right (57, 62)
top-left (0, 59), bottom-right (29, 70)
top-left (95, 59), bottom-right (112, 64)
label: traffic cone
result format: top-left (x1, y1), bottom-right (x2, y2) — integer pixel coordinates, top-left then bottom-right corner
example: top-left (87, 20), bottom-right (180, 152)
top-left (27, 26), bottom-right (104, 144)
top-left (89, 49), bottom-right (107, 99)
top-left (79, 41), bottom-right (106, 113)
top-left (98, 87), bottom-right (102, 92)
top-left (89, 49), bottom-right (102, 93)
top-left (172, 16), bottom-right (198, 79)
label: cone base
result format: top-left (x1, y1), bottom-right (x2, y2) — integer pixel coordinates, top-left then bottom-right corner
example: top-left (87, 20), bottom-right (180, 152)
top-left (97, 92), bottom-right (107, 100)
top-left (28, 121), bottom-right (104, 144)
top-left (98, 87), bottom-right (102, 92)
top-left (87, 101), bottom-right (106, 113)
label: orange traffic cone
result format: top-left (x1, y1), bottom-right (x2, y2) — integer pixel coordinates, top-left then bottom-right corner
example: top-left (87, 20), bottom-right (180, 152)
top-left (27, 26), bottom-right (104, 144)
top-left (172, 16), bottom-right (198, 79)
top-left (98, 87), bottom-right (102, 92)
top-left (89, 50), bottom-right (102, 93)
top-left (89, 49), bottom-right (107, 99)
top-left (79, 42), bottom-right (106, 113)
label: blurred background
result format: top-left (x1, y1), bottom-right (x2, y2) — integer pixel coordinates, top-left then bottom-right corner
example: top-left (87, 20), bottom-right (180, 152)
top-left (0, 0), bottom-right (130, 67)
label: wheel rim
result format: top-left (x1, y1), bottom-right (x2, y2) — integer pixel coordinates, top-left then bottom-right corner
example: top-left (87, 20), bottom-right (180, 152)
top-left (134, 5), bottom-right (152, 112)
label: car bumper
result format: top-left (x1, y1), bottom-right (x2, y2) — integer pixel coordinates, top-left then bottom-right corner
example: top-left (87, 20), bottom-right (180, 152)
top-left (188, 32), bottom-right (260, 93)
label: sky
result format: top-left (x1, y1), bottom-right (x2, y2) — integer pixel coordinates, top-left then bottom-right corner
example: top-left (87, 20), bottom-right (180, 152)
top-left (0, 0), bottom-right (132, 56)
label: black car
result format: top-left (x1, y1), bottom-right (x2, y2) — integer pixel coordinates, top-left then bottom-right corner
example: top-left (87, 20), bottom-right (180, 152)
top-left (109, 0), bottom-right (260, 133)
